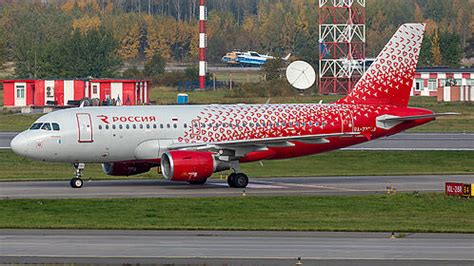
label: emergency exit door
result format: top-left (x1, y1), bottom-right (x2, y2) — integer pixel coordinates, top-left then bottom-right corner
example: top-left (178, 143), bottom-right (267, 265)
top-left (76, 113), bottom-right (93, 143)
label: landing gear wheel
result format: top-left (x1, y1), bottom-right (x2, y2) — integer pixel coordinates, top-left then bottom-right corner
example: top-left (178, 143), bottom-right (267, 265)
top-left (70, 178), bottom-right (83, 189)
top-left (227, 173), bottom-right (248, 188)
top-left (188, 179), bottom-right (207, 185)
top-left (233, 173), bottom-right (249, 188)
top-left (227, 173), bottom-right (237, 187)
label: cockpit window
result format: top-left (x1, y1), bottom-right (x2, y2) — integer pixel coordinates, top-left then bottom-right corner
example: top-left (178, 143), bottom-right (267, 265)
top-left (30, 123), bottom-right (43, 130)
top-left (41, 123), bottom-right (52, 131)
top-left (52, 123), bottom-right (60, 131)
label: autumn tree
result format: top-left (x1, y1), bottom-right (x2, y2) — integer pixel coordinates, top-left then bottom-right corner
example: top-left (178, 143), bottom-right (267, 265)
top-left (431, 30), bottom-right (442, 66)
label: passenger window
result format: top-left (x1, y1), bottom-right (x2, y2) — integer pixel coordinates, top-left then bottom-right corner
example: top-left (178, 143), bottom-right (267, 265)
top-left (153, 124), bottom-right (157, 129)
top-left (126, 125), bottom-right (130, 130)
top-left (184, 123), bottom-right (188, 128)
top-left (140, 124), bottom-right (144, 129)
top-left (173, 124), bottom-right (177, 129)
top-left (112, 125), bottom-right (116, 130)
top-left (41, 123), bottom-right (51, 131)
top-left (133, 124), bottom-right (137, 129)
top-left (119, 125), bottom-right (123, 130)
top-left (160, 124), bottom-right (164, 129)
top-left (147, 124), bottom-right (151, 129)
top-left (167, 124), bottom-right (171, 128)
top-left (30, 123), bottom-right (43, 130)
top-left (99, 125), bottom-right (103, 130)
top-left (105, 125), bottom-right (109, 130)
top-left (282, 122), bottom-right (286, 127)
top-left (52, 123), bottom-right (60, 131)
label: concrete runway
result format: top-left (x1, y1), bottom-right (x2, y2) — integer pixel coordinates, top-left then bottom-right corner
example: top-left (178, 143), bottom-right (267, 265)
top-left (1, 175), bottom-right (472, 199)
top-left (1, 230), bottom-right (473, 265)
top-left (1, 132), bottom-right (474, 150)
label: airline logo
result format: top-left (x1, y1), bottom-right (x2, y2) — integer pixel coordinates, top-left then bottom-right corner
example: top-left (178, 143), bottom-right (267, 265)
top-left (97, 115), bottom-right (157, 124)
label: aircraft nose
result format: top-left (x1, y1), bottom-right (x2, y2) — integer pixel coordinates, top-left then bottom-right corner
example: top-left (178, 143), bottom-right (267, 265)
top-left (10, 134), bottom-right (28, 156)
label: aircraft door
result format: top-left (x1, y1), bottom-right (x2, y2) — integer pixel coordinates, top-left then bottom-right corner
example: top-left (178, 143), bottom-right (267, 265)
top-left (76, 113), bottom-right (94, 143)
top-left (340, 109), bottom-right (354, 133)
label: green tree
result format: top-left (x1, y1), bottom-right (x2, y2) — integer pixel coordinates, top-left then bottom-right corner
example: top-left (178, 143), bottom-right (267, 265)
top-left (263, 58), bottom-right (284, 81)
top-left (0, 38), bottom-right (5, 70)
top-left (37, 27), bottom-right (122, 78)
top-left (144, 53), bottom-right (166, 78)
top-left (418, 35), bottom-right (432, 67)
top-left (440, 32), bottom-right (462, 67)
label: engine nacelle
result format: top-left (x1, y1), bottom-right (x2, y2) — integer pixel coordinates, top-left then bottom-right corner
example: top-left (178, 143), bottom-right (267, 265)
top-left (161, 151), bottom-right (229, 182)
top-left (102, 162), bottom-right (152, 176)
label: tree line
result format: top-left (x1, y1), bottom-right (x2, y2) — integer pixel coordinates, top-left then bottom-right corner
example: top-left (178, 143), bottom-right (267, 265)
top-left (0, 0), bottom-right (471, 79)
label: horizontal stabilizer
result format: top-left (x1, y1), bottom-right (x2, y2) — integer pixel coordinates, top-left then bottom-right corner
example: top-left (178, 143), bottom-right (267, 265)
top-left (379, 113), bottom-right (459, 122)
top-left (376, 113), bottom-right (459, 129)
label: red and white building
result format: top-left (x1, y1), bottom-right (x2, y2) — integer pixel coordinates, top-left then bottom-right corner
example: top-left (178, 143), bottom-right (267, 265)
top-left (411, 67), bottom-right (474, 102)
top-left (2, 79), bottom-right (149, 107)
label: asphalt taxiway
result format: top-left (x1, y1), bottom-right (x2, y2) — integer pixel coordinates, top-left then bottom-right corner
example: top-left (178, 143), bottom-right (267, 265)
top-left (1, 230), bottom-right (473, 265)
top-left (1, 132), bottom-right (474, 150)
top-left (1, 175), bottom-right (472, 199)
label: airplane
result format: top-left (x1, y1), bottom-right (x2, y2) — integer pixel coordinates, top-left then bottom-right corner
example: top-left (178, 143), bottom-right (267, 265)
top-left (222, 50), bottom-right (291, 67)
top-left (11, 23), bottom-right (455, 189)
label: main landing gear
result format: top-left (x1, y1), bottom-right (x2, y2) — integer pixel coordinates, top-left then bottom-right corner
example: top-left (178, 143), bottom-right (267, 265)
top-left (70, 163), bottom-right (85, 189)
top-left (227, 172), bottom-right (249, 188)
top-left (226, 161), bottom-right (249, 188)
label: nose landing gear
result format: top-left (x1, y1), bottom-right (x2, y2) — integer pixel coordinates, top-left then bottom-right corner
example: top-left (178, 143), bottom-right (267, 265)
top-left (70, 163), bottom-right (85, 189)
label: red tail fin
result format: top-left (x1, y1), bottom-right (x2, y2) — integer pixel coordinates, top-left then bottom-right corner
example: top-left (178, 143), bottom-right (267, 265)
top-left (338, 24), bottom-right (425, 106)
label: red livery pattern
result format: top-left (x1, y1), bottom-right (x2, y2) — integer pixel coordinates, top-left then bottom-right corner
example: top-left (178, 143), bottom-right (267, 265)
top-left (178, 104), bottom-right (392, 144)
top-left (338, 24), bottom-right (424, 106)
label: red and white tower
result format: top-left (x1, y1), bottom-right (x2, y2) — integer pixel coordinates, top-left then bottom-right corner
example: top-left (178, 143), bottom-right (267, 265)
top-left (199, 0), bottom-right (207, 90)
top-left (319, 0), bottom-right (366, 94)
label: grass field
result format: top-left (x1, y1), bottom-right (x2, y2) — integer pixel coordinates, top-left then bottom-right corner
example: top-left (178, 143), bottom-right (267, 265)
top-left (2, 87), bottom-right (472, 132)
top-left (0, 194), bottom-right (472, 232)
top-left (0, 150), bottom-right (472, 181)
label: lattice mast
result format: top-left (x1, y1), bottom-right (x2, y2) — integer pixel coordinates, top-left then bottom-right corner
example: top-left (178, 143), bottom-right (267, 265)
top-left (319, 0), bottom-right (366, 94)
top-left (199, 0), bottom-right (207, 90)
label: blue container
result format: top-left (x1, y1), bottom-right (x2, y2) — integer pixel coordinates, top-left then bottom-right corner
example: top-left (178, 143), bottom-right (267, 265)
top-left (177, 93), bottom-right (189, 105)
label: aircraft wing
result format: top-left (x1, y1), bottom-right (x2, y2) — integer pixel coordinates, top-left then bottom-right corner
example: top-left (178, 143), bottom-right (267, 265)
top-left (169, 132), bottom-right (360, 153)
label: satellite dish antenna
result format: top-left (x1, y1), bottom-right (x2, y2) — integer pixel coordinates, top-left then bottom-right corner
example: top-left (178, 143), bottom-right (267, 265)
top-left (286, 61), bottom-right (316, 90)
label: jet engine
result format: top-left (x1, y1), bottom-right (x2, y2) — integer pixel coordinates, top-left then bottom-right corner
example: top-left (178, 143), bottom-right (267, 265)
top-left (161, 151), bottom-right (229, 182)
top-left (102, 162), bottom-right (152, 176)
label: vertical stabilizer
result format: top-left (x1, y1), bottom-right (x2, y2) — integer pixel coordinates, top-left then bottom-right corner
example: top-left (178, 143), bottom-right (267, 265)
top-left (337, 24), bottom-right (425, 106)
